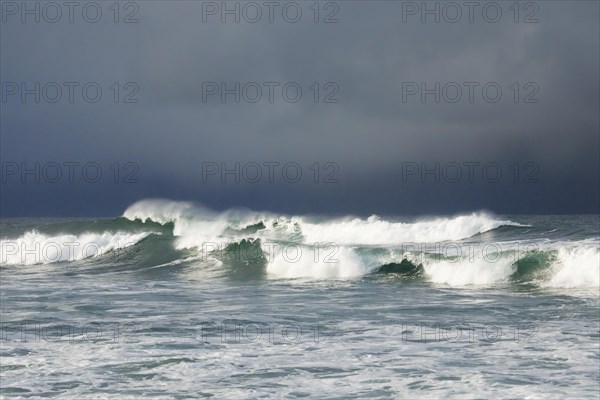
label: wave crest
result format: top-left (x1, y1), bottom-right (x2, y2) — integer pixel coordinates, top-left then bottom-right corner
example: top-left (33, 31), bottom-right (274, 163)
top-left (1, 231), bottom-right (151, 265)
top-left (122, 199), bottom-right (523, 248)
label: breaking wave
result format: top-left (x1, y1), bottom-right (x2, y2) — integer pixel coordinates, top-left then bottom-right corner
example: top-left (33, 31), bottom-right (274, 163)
top-left (0, 230), bottom-right (152, 265)
top-left (122, 199), bottom-right (524, 248)
top-left (2, 199), bottom-right (597, 290)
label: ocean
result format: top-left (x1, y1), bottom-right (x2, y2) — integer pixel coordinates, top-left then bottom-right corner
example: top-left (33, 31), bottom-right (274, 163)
top-left (1, 199), bottom-right (599, 398)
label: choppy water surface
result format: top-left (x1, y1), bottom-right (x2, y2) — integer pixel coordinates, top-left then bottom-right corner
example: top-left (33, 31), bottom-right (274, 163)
top-left (1, 200), bottom-right (598, 398)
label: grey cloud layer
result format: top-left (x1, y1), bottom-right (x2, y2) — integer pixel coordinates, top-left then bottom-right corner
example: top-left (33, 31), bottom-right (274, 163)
top-left (1, 1), bottom-right (598, 215)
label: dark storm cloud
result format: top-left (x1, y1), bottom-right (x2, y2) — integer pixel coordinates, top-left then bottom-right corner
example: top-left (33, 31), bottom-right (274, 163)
top-left (1, 1), bottom-right (598, 216)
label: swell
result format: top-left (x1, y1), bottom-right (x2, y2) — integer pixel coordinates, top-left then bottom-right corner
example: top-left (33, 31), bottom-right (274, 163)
top-left (121, 199), bottom-right (524, 248)
top-left (2, 200), bottom-right (596, 291)
top-left (204, 238), bottom-right (599, 288)
top-left (372, 244), bottom-right (600, 288)
top-left (0, 230), bottom-right (157, 265)
top-left (183, 233), bottom-right (598, 289)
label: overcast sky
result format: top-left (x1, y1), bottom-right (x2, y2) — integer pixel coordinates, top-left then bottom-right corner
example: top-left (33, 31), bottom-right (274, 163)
top-left (1, 1), bottom-right (598, 217)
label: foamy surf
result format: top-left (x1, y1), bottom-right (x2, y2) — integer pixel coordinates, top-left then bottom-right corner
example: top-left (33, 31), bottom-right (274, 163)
top-left (118, 200), bottom-right (600, 289)
top-left (297, 213), bottom-right (526, 246)
top-left (263, 244), bottom-right (370, 279)
top-left (1, 207), bottom-right (598, 400)
top-left (2, 200), bottom-right (596, 290)
top-left (543, 245), bottom-right (600, 288)
top-left (122, 199), bottom-right (524, 248)
top-left (0, 230), bottom-right (151, 265)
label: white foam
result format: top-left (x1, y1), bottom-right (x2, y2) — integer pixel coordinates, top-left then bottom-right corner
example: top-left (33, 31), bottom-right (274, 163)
top-left (120, 200), bottom-right (599, 288)
top-left (298, 213), bottom-right (522, 246)
top-left (420, 240), bottom-right (600, 288)
top-left (123, 199), bottom-right (213, 224)
top-left (123, 200), bottom-right (522, 248)
top-left (123, 199), bottom-right (228, 249)
top-left (264, 244), bottom-right (369, 279)
top-left (423, 257), bottom-right (515, 286)
top-left (544, 245), bottom-right (600, 288)
top-left (170, 218), bottom-right (232, 250)
top-left (0, 231), bottom-right (150, 265)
